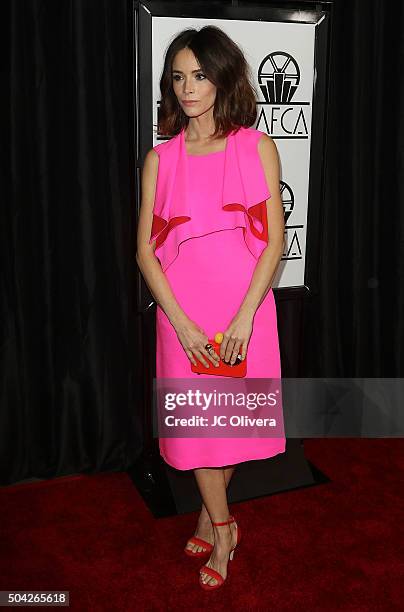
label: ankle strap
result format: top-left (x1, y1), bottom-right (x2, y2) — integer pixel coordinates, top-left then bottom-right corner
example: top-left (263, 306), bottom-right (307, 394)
top-left (212, 515), bottom-right (235, 527)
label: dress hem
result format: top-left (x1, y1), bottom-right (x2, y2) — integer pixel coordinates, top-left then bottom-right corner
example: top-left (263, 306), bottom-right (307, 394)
top-left (159, 442), bottom-right (286, 471)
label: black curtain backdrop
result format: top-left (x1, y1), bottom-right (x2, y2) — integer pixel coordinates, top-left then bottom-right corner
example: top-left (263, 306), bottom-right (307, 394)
top-left (2, 0), bottom-right (141, 485)
top-left (2, 0), bottom-right (403, 486)
top-left (302, 0), bottom-right (404, 377)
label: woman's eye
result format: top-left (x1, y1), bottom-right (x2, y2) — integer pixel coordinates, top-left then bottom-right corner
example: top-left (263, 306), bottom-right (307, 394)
top-left (172, 73), bottom-right (206, 81)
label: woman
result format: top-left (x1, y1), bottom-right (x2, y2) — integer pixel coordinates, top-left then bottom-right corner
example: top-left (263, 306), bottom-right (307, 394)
top-left (136, 25), bottom-right (286, 590)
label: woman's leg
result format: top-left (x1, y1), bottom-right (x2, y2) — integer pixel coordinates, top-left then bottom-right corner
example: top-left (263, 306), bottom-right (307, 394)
top-left (193, 467), bottom-right (238, 586)
top-left (185, 466), bottom-right (236, 553)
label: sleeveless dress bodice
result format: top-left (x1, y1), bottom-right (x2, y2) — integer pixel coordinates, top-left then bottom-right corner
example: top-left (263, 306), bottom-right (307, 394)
top-left (150, 126), bottom-right (271, 273)
top-left (186, 150), bottom-right (226, 235)
top-left (167, 150), bottom-right (257, 282)
top-left (184, 149), bottom-right (250, 246)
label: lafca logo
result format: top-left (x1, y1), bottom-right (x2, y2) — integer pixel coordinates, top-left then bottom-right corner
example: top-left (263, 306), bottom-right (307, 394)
top-left (256, 52), bottom-right (309, 138)
top-left (280, 180), bottom-right (303, 261)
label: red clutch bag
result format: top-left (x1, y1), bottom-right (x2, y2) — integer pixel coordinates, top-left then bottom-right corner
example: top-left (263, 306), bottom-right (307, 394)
top-left (191, 333), bottom-right (247, 378)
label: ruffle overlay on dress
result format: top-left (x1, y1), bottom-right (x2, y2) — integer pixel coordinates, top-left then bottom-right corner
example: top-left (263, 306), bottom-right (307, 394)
top-left (149, 125), bottom-right (271, 272)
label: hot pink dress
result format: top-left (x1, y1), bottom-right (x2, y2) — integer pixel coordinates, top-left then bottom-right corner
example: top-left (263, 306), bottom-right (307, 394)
top-left (150, 126), bottom-right (286, 470)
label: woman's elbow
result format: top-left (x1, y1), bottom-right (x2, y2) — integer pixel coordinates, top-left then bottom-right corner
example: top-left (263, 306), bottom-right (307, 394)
top-left (136, 244), bottom-right (156, 267)
top-left (267, 232), bottom-right (285, 255)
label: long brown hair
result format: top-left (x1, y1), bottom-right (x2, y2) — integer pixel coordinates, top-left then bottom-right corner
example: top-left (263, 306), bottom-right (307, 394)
top-left (157, 26), bottom-right (258, 139)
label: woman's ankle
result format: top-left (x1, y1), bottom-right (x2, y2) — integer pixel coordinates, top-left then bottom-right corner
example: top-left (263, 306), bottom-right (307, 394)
top-left (198, 507), bottom-right (211, 523)
top-left (213, 524), bottom-right (232, 539)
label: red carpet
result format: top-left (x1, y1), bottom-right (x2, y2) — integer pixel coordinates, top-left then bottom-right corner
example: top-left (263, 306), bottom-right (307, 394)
top-left (1, 439), bottom-right (403, 611)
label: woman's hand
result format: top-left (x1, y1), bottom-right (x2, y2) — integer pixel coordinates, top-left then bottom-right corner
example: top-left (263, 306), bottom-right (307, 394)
top-left (174, 317), bottom-right (220, 369)
top-left (220, 310), bottom-right (254, 365)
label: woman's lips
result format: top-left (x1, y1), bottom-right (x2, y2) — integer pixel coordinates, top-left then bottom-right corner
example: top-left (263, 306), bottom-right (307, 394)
top-left (182, 100), bottom-right (198, 106)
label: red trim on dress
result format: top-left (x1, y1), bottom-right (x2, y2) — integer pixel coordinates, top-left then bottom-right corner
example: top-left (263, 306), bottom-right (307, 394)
top-left (150, 214), bottom-right (191, 247)
top-left (222, 201), bottom-right (269, 242)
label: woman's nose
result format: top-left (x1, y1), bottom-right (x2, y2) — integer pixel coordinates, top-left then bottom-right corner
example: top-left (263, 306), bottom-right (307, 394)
top-left (183, 80), bottom-right (194, 94)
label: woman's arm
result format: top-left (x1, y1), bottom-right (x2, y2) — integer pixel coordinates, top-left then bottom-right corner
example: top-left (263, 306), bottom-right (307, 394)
top-left (136, 149), bottom-right (220, 369)
top-left (238, 133), bottom-right (285, 316)
top-left (136, 148), bottom-right (187, 329)
top-left (219, 134), bottom-right (285, 364)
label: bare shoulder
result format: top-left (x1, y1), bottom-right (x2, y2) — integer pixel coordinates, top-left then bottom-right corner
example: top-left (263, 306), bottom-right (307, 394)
top-left (143, 147), bottom-right (159, 170)
top-left (140, 147), bottom-right (160, 207)
top-left (256, 131), bottom-right (281, 198)
top-left (141, 148), bottom-right (159, 191)
top-left (257, 132), bottom-right (278, 158)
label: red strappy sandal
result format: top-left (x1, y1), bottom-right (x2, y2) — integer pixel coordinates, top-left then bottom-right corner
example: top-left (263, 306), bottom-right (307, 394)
top-left (199, 515), bottom-right (241, 590)
top-left (184, 535), bottom-right (213, 558)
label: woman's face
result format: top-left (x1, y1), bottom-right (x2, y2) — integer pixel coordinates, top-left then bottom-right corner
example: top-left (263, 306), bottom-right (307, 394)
top-left (172, 47), bottom-right (217, 119)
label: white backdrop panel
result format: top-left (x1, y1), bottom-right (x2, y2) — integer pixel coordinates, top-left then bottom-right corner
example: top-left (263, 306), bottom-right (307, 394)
top-left (152, 17), bottom-right (316, 288)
